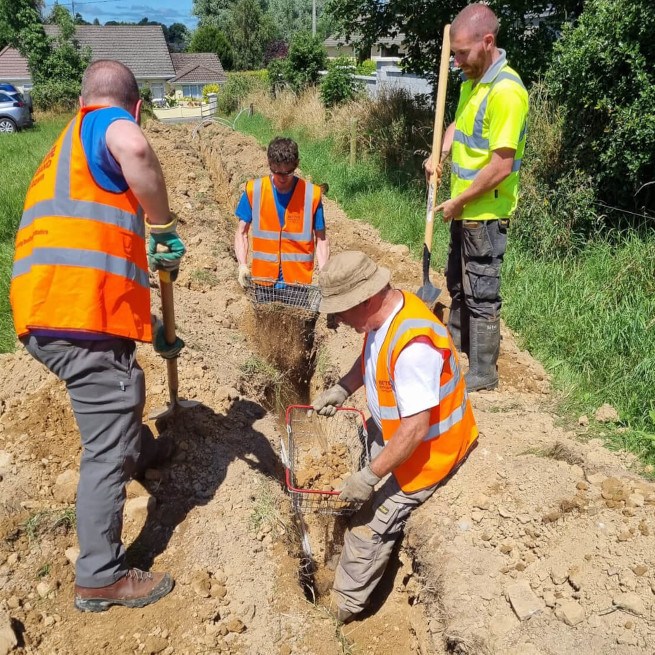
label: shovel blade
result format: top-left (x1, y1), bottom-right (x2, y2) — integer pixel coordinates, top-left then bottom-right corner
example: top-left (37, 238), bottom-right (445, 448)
top-left (417, 281), bottom-right (441, 306)
top-left (148, 398), bottom-right (200, 421)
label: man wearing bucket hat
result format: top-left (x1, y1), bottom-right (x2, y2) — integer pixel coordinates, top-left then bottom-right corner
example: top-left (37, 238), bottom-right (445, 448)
top-left (312, 251), bottom-right (478, 623)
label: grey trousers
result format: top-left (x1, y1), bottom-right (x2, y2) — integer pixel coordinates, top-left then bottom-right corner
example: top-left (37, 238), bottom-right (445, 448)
top-left (445, 218), bottom-right (509, 322)
top-left (23, 335), bottom-right (157, 588)
top-left (333, 422), bottom-right (438, 615)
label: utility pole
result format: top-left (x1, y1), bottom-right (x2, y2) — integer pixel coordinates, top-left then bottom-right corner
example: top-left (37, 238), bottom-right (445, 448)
top-left (312, 0), bottom-right (316, 36)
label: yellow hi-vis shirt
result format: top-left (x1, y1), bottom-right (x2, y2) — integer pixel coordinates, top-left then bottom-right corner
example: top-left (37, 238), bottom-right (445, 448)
top-left (451, 50), bottom-right (529, 220)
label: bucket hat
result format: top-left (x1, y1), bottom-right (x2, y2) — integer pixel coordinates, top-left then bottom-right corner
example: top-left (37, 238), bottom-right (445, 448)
top-left (319, 251), bottom-right (391, 314)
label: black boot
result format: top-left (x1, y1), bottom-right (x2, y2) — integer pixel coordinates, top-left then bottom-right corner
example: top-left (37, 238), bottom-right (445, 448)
top-left (466, 318), bottom-right (500, 391)
top-left (447, 302), bottom-right (469, 355)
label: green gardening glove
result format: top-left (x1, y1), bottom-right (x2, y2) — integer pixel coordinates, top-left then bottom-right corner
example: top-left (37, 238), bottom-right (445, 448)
top-left (146, 216), bottom-right (186, 276)
top-left (153, 321), bottom-right (185, 359)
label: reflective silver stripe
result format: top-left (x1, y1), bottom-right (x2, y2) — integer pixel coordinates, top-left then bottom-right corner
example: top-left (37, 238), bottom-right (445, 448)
top-left (55, 120), bottom-right (75, 198)
top-left (20, 199), bottom-right (144, 238)
top-left (423, 398), bottom-right (467, 442)
top-left (379, 405), bottom-right (400, 420)
top-left (452, 163), bottom-right (479, 181)
top-left (512, 159), bottom-right (522, 172)
top-left (252, 251), bottom-right (278, 262)
top-left (453, 129), bottom-right (488, 150)
top-left (281, 252), bottom-right (314, 262)
top-left (280, 181), bottom-right (314, 242)
top-left (387, 317), bottom-right (449, 371)
top-left (13, 247), bottom-right (149, 288)
top-left (438, 354), bottom-right (460, 400)
top-left (494, 71), bottom-right (526, 90)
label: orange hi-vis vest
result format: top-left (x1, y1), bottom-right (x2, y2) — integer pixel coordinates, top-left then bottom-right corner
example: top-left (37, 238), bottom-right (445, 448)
top-left (365, 291), bottom-right (478, 493)
top-left (10, 106), bottom-right (152, 342)
top-left (247, 176), bottom-right (321, 284)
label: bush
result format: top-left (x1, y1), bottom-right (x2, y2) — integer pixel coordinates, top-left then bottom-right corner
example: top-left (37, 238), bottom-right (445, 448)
top-left (31, 79), bottom-right (80, 111)
top-left (546, 0), bottom-right (655, 215)
top-left (202, 84), bottom-right (220, 102)
top-left (217, 71), bottom-right (269, 115)
top-left (267, 58), bottom-right (287, 95)
top-left (356, 59), bottom-right (376, 76)
top-left (285, 33), bottom-right (327, 92)
top-left (320, 56), bottom-right (362, 108)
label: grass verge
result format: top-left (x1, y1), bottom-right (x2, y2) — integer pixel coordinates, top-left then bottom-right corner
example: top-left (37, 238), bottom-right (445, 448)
top-left (0, 115), bottom-right (71, 353)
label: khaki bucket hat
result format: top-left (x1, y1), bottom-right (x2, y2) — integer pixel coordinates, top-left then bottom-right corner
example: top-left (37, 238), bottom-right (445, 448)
top-left (319, 251), bottom-right (391, 314)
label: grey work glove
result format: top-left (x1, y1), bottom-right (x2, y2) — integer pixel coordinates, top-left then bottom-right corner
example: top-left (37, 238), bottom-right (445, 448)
top-left (339, 465), bottom-right (381, 503)
top-left (311, 383), bottom-right (349, 417)
top-left (237, 264), bottom-right (251, 288)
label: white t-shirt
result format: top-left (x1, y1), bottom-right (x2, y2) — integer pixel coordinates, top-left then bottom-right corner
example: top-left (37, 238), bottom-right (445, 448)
top-left (364, 299), bottom-right (444, 430)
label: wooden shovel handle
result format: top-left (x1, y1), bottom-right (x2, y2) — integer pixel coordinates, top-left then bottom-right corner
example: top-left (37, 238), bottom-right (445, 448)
top-left (425, 23), bottom-right (451, 248)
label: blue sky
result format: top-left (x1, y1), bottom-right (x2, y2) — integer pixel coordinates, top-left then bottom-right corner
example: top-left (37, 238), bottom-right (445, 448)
top-left (43, 1), bottom-right (198, 28)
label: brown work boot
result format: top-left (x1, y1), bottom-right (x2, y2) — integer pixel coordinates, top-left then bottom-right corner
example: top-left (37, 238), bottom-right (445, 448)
top-left (74, 569), bottom-right (174, 612)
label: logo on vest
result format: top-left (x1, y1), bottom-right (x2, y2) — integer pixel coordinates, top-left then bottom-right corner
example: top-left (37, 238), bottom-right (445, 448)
top-left (379, 380), bottom-right (393, 392)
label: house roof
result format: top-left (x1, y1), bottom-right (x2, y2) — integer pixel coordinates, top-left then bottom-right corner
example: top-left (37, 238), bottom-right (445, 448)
top-left (169, 53), bottom-right (227, 84)
top-left (324, 34), bottom-right (405, 48)
top-left (43, 24), bottom-right (175, 78)
top-left (0, 45), bottom-right (31, 80)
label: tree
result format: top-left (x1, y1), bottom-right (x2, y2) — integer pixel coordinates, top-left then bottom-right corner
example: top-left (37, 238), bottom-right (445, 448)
top-left (166, 22), bottom-right (189, 52)
top-left (0, 1), bottom-right (91, 109)
top-left (285, 32), bottom-right (326, 90)
top-left (189, 24), bottom-right (234, 70)
top-left (193, 0), bottom-right (234, 28)
top-left (227, 0), bottom-right (277, 70)
top-left (92, 18), bottom-right (100, 25)
top-left (546, 0), bottom-right (655, 213)
top-left (325, 0), bottom-right (584, 86)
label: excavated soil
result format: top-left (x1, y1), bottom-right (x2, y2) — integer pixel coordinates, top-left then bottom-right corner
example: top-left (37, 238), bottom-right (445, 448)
top-left (0, 120), bottom-right (654, 655)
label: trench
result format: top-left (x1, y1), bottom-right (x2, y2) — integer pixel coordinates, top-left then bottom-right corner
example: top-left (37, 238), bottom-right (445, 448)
top-left (192, 122), bottom-right (434, 653)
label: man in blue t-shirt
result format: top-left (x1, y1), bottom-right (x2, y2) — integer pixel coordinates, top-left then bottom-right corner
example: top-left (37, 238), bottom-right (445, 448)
top-left (234, 137), bottom-right (330, 288)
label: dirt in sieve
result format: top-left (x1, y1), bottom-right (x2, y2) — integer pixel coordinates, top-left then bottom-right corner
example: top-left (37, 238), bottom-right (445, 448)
top-left (0, 120), bottom-right (653, 655)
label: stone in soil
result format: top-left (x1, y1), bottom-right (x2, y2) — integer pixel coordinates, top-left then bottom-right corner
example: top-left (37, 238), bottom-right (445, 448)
top-left (506, 580), bottom-right (544, 621)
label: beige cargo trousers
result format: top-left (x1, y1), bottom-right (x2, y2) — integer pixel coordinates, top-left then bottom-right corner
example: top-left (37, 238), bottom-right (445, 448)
top-left (333, 423), bottom-right (440, 617)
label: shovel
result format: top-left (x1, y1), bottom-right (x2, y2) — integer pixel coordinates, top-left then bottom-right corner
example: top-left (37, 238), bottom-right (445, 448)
top-left (149, 252), bottom-right (199, 420)
top-left (417, 23), bottom-right (451, 307)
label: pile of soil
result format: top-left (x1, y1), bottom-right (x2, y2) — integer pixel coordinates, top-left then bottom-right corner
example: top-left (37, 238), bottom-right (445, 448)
top-left (0, 119), bottom-right (653, 655)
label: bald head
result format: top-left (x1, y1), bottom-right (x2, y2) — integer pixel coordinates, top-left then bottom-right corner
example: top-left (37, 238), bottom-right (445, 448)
top-left (451, 3), bottom-right (499, 41)
top-left (81, 60), bottom-right (140, 111)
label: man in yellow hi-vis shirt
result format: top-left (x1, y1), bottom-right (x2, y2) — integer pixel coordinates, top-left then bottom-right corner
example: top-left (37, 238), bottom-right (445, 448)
top-left (426, 3), bottom-right (529, 391)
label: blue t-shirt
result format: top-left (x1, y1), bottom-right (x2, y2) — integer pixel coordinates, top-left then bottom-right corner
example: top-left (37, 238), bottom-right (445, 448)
top-left (30, 107), bottom-right (136, 341)
top-left (235, 177), bottom-right (325, 230)
top-left (80, 106), bottom-right (136, 192)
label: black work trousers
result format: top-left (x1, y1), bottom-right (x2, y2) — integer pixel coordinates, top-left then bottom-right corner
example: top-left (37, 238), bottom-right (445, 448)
top-left (445, 218), bottom-right (509, 321)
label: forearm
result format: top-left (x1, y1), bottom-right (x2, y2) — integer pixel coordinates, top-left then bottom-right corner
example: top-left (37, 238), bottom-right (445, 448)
top-left (315, 235), bottom-right (330, 270)
top-left (368, 411), bottom-right (429, 478)
top-left (234, 224), bottom-right (249, 265)
top-left (441, 122), bottom-right (455, 158)
top-left (339, 358), bottom-right (364, 396)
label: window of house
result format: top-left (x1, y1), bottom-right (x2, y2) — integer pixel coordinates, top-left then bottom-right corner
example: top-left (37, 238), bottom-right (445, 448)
top-left (181, 84), bottom-right (203, 99)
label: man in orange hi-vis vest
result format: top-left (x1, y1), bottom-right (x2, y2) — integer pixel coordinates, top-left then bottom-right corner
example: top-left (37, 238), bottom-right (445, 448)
top-left (10, 60), bottom-right (185, 612)
top-left (234, 137), bottom-right (330, 289)
top-left (311, 251), bottom-right (478, 623)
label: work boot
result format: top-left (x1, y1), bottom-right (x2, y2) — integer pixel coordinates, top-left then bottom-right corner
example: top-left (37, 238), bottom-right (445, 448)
top-left (447, 302), bottom-right (469, 355)
top-left (74, 568), bottom-right (174, 612)
top-left (466, 318), bottom-right (500, 392)
top-left (335, 606), bottom-right (355, 624)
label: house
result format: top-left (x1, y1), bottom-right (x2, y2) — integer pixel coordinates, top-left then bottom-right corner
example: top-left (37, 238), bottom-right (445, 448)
top-left (169, 53), bottom-right (227, 99)
top-left (324, 34), bottom-right (406, 60)
top-left (0, 25), bottom-right (225, 102)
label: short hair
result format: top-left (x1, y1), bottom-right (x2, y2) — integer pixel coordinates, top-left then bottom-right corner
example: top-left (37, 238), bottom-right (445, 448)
top-left (81, 60), bottom-right (140, 110)
top-left (267, 137), bottom-right (299, 166)
top-left (451, 3), bottom-right (499, 40)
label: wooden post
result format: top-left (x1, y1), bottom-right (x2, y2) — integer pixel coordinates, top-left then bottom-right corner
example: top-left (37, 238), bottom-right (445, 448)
top-left (350, 118), bottom-right (357, 167)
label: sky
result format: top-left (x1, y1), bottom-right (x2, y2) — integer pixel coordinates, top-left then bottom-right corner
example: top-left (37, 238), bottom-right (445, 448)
top-left (42, 0), bottom-right (199, 28)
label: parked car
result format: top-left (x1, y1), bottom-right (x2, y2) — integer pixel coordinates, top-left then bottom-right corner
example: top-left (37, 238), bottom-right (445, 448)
top-left (0, 83), bottom-right (33, 112)
top-left (0, 91), bottom-right (33, 133)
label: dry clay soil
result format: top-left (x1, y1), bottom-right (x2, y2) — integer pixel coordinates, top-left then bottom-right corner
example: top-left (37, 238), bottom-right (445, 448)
top-left (1, 122), bottom-right (655, 655)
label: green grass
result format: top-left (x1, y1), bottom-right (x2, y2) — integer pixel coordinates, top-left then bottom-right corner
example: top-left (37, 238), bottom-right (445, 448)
top-left (234, 111), bottom-right (655, 467)
top-left (0, 116), bottom-right (71, 353)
